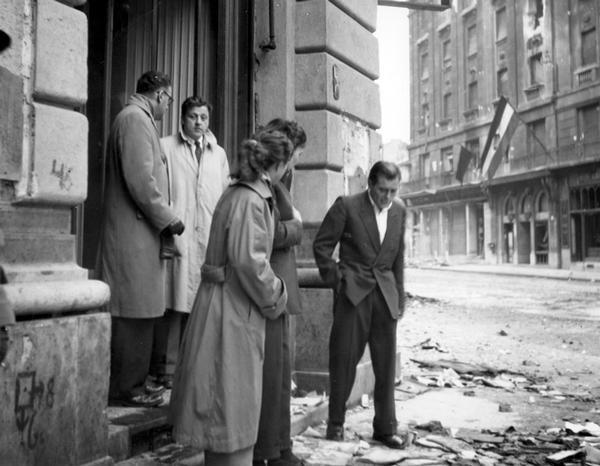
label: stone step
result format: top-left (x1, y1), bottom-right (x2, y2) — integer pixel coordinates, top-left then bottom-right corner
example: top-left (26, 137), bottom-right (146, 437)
top-left (108, 392), bottom-right (330, 465)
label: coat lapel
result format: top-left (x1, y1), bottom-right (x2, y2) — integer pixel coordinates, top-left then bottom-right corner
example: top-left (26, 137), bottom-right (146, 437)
top-left (380, 206), bottom-right (400, 252)
top-left (359, 191), bottom-right (381, 251)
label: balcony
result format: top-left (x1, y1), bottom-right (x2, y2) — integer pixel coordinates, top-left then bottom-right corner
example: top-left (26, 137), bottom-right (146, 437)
top-left (399, 168), bottom-right (481, 195)
top-left (509, 139), bottom-right (600, 174)
top-left (574, 65), bottom-right (598, 87)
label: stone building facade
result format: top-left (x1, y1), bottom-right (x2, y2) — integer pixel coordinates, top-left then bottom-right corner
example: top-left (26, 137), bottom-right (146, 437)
top-left (404, 0), bottom-right (600, 270)
top-left (0, 0), bottom-right (382, 463)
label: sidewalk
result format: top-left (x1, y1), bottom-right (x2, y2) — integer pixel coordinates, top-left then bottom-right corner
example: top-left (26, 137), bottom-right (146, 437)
top-left (413, 262), bottom-right (600, 282)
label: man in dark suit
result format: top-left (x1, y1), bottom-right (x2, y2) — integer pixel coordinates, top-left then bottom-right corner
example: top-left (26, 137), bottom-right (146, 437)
top-left (313, 161), bottom-right (406, 449)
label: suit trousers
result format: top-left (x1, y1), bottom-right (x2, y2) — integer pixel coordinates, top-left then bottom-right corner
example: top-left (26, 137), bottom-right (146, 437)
top-left (109, 316), bottom-right (161, 400)
top-left (150, 309), bottom-right (189, 378)
top-left (328, 286), bottom-right (398, 436)
top-left (253, 313), bottom-right (292, 461)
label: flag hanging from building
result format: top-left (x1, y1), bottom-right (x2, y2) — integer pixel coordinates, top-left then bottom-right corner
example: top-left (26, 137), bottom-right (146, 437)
top-left (455, 145), bottom-right (474, 184)
top-left (479, 96), bottom-right (520, 180)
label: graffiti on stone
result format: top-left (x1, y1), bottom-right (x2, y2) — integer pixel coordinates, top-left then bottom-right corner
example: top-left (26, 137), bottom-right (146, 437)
top-left (50, 159), bottom-right (73, 191)
top-left (14, 371), bottom-right (55, 449)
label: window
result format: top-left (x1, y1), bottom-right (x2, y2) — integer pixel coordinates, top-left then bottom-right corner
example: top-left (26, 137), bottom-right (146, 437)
top-left (578, 103), bottom-right (600, 141)
top-left (537, 191), bottom-right (548, 212)
top-left (496, 7), bottom-right (507, 41)
top-left (467, 80), bottom-right (478, 109)
top-left (497, 67), bottom-right (509, 97)
top-left (582, 27), bottom-right (598, 66)
top-left (504, 196), bottom-right (516, 216)
top-left (420, 102), bottom-right (430, 128)
top-left (528, 0), bottom-right (544, 30)
top-left (529, 53), bottom-right (544, 85)
top-left (580, 0), bottom-right (598, 67)
top-left (441, 146), bottom-right (454, 173)
top-left (466, 24), bottom-right (477, 57)
top-left (527, 118), bottom-right (546, 156)
top-left (442, 92), bottom-right (453, 119)
top-left (466, 138), bottom-right (480, 167)
top-left (419, 153), bottom-right (431, 178)
top-left (441, 36), bottom-right (452, 84)
top-left (521, 195), bottom-right (533, 214)
top-left (420, 51), bottom-right (430, 80)
top-left (442, 39), bottom-right (452, 68)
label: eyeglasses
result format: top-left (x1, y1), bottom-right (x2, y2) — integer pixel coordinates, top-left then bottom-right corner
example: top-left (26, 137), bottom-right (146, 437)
top-left (160, 90), bottom-right (174, 104)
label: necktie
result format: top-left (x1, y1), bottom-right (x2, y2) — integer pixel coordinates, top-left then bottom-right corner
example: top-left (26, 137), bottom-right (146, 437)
top-left (195, 142), bottom-right (203, 165)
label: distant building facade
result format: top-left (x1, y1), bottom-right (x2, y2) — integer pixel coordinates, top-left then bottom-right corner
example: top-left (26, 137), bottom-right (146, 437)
top-left (405, 0), bottom-right (600, 269)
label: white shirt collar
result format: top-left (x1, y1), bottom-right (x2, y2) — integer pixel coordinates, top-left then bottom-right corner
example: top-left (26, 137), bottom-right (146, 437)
top-left (368, 191), bottom-right (392, 214)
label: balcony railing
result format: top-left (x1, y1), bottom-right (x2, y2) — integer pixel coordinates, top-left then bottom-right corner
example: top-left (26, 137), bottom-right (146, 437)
top-left (399, 168), bottom-right (481, 194)
top-left (400, 139), bottom-right (600, 195)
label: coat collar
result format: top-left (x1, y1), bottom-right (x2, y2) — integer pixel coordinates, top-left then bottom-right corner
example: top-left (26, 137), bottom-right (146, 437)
top-left (235, 176), bottom-right (273, 200)
top-left (178, 128), bottom-right (219, 150)
top-left (128, 94), bottom-right (157, 130)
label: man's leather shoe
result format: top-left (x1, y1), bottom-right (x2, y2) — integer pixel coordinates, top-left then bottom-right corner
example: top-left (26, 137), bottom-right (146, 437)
top-left (372, 433), bottom-right (406, 449)
top-left (326, 424), bottom-right (344, 441)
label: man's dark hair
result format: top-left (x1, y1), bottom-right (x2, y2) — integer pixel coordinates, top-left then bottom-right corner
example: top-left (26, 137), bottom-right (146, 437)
top-left (181, 96), bottom-right (212, 119)
top-left (368, 161), bottom-right (401, 185)
top-left (136, 71), bottom-right (171, 94)
top-left (261, 118), bottom-right (307, 150)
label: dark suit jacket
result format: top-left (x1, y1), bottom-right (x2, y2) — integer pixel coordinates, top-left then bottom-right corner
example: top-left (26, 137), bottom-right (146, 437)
top-left (271, 179), bottom-right (303, 315)
top-left (313, 191), bottom-right (406, 319)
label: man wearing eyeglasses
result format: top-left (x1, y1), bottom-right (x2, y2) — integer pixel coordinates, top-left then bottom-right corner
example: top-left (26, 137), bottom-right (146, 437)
top-left (99, 70), bottom-right (184, 408)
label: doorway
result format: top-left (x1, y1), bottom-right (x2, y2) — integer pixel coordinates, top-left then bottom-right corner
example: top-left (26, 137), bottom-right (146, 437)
top-left (503, 223), bottom-right (514, 263)
top-left (517, 221), bottom-right (531, 264)
top-left (80, 0), bottom-right (252, 269)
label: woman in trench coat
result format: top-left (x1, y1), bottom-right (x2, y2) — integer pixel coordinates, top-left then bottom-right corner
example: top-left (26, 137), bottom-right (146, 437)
top-left (169, 130), bottom-right (294, 466)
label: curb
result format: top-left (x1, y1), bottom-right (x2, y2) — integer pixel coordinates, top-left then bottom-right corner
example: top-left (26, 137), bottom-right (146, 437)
top-left (412, 265), bottom-right (600, 283)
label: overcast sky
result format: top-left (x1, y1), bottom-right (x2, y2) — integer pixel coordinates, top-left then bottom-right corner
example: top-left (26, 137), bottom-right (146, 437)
top-left (375, 6), bottom-right (410, 144)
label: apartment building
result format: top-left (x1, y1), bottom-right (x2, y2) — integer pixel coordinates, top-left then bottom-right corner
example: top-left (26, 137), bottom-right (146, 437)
top-left (405, 0), bottom-right (600, 269)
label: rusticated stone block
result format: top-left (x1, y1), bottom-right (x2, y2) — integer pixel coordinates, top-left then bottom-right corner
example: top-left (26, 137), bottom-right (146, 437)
top-left (330, 0), bottom-right (378, 32)
top-left (0, 232), bottom-right (75, 264)
top-left (295, 110), bottom-right (345, 169)
top-left (35, 0), bottom-right (87, 105)
top-left (293, 169), bottom-right (344, 224)
top-left (294, 288), bottom-right (333, 373)
top-left (296, 0), bottom-right (379, 79)
top-left (296, 53), bottom-right (381, 128)
top-left (26, 103), bottom-right (88, 205)
top-left (0, 312), bottom-right (110, 465)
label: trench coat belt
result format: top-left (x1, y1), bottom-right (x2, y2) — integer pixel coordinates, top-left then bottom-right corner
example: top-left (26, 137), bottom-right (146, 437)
top-left (201, 263), bottom-right (228, 283)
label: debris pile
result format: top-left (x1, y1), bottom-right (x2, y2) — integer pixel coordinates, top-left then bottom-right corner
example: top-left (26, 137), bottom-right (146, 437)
top-left (293, 420), bottom-right (600, 465)
top-left (407, 358), bottom-right (594, 402)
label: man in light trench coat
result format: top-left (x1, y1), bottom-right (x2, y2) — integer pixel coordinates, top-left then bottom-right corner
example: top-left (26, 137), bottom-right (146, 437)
top-left (100, 71), bottom-right (184, 408)
top-left (151, 96), bottom-right (230, 387)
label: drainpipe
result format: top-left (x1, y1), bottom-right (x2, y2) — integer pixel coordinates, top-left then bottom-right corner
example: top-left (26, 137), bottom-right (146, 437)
top-left (259, 0), bottom-right (276, 51)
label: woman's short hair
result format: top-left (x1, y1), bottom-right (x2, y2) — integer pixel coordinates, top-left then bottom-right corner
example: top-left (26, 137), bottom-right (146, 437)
top-left (368, 161), bottom-right (401, 185)
top-left (136, 71), bottom-right (171, 94)
top-left (233, 130), bottom-right (294, 182)
top-left (181, 96), bottom-right (212, 119)
top-left (260, 118), bottom-right (307, 150)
